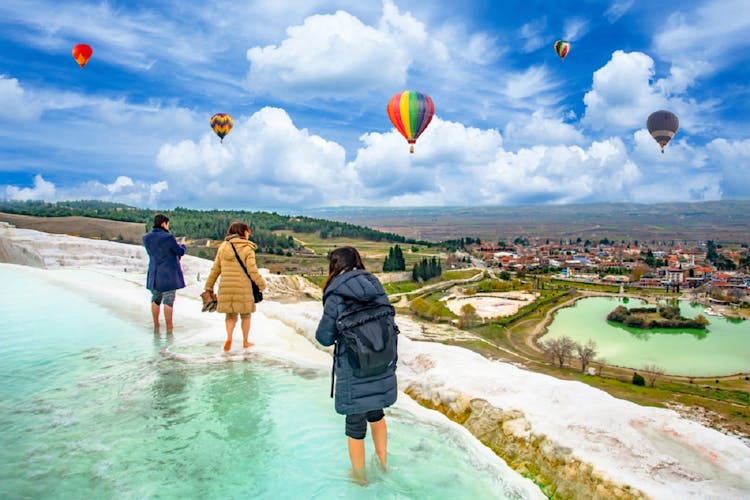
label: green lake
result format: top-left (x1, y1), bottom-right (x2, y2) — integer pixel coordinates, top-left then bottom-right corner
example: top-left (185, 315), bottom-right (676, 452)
top-left (542, 297), bottom-right (750, 377)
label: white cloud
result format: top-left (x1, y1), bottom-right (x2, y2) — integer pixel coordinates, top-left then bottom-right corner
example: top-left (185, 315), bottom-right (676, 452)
top-left (0, 76), bottom-right (43, 120)
top-left (582, 51), bottom-right (664, 132)
top-left (563, 17), bottom-right (589, 42)
top-left (503, 111), bottom-right (585, 149)
top-left (604, 1), bottom-right (633, 24)
top-left (518, 17), bottom-right (548, 53)
top-left (582, 51), bottom-right (718, 138)
top-left (245, 1), bottom-right (446, 99)
top-left (650, 1), bottom-right (750, 97)
top-left (156, 107), bottom-right (351, 207)
top-left (705, 138), bottom-right (750, 198)
top-left (5, 174), bottom-right (55, 200)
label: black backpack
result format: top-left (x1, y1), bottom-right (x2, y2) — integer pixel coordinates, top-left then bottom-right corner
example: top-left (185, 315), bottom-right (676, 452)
top-left (330, 301), bottom-right (399, 397)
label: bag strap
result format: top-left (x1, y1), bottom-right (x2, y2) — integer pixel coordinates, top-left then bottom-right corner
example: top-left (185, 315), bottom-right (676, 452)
top-left (229, 242), bottom-right (253, 284)
top-left (330, 340), bottom-right (337, 398)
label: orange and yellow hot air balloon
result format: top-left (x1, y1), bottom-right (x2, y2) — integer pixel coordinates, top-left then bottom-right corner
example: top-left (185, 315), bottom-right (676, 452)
top-left (210, 113), bottom-right (234, 143)
top-left (386, 90), bottom-right (435, 153)
top-left (72, 44), bottom-right (93, 68)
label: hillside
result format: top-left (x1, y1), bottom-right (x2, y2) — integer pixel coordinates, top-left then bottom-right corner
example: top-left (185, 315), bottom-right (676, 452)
top-left (305, 201), bottom-right (750, 243)
top-left (0, 200), bottom-right (431, 252)
top-left (0, 212), bottom-right (145, 244)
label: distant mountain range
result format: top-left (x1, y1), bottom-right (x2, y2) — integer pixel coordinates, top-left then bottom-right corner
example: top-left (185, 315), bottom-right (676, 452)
top-left (304, 201), bottom-right (750, 243)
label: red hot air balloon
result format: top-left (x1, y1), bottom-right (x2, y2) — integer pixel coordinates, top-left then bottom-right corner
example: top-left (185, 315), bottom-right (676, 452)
top-left (72, 44), bottom-right (93, 68)
top-left (386, 90), bottom-right (435, 153)
top-left (647, 110), bottom-right (679, 153)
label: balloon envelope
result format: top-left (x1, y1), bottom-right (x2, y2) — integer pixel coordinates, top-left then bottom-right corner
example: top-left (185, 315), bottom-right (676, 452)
top-left (72, 44), bottom-right (93, 68)
top-left (210, 113), bottom-right (234, 143)
top-left (647, 110), bottom-right (679, 153)
top-left (554, 40), bottom-right (570, 60)
top-left (386, 90), bottom-right (435, 153)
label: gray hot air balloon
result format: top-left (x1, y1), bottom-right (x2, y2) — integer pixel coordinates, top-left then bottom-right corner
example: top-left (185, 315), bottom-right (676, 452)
top-left (647, 110), bottom-right (679, 153)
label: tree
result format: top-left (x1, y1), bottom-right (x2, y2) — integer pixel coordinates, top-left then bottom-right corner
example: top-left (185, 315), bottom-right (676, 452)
top-left (541, 336), bottom-right (577, 368)
top-left (642, 364), bottom-right (665, 387)
top-left (458, 303), bottom-right (481, 328)
top-left (575, 339), bottom-right (598, 374)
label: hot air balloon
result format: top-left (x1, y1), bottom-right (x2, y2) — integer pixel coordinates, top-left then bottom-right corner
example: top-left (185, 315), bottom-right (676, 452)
top-left (647, 110), bottom-right (679, 153)
top-left (72, 44), bottom-right (93, 68)
top-left (210, 113), bottom-right (234, 143)
top-left (554, 40), bottom-right (570, 60)
top-left (386, 90), bottom-right (435, 153)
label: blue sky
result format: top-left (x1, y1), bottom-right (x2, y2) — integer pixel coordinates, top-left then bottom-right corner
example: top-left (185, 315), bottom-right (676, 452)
top-left (1, 0), bottom-right (750, 209)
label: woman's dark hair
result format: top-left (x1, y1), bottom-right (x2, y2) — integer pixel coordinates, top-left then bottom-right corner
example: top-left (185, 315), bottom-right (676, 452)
top-left (226, 221), bottom-right (252, 238)
top-left (323, 246), bottom-right (365, 292)
top-left (153, 214), bottom-right (169, 229)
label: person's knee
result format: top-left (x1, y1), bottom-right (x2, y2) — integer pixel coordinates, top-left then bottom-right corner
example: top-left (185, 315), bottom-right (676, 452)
top-left (346, 413), bottom-right (368, 439)
top-left (366, 409), bottom-right (384, 423)
top-left (162, 290), bottom-right (176, 307)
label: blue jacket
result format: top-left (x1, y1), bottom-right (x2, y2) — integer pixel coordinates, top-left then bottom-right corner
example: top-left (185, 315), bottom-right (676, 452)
top-left (143, 227), bottom-right (186, 292)
top-left (315, 269), bottom-right (397, 415)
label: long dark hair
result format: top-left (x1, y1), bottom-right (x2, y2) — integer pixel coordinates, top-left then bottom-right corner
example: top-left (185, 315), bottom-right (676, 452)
top-left (323, 246), bottom-right (365, 292)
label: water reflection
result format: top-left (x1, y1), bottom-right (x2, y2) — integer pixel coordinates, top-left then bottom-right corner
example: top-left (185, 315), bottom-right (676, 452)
top-left (607, 320), bottom-right (709, 340)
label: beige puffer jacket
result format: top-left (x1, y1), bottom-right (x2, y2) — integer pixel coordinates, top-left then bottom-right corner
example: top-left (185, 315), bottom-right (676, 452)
top-left (205, 236), bottom-right (266, 314)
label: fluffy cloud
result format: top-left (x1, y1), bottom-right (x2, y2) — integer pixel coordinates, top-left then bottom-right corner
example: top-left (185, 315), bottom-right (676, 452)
top-left (156, 107), bottom-right (351, 207)
top-left (503, 111), bottom-right (585, 149)
top-left (582, 51), bottom-right (664, 132)
top-left (245, 1), bottom-right (446, 99)
top-left (5, 174), bottom-right (55, 200)
top-left (0, 76), bottom-right (43, 120)
top-left (705, 138), bottom-right (750, 198)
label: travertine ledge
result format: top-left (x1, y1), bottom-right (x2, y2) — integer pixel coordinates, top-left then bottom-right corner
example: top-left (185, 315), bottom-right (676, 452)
top-left (404, 386), bottom-right (648, 500)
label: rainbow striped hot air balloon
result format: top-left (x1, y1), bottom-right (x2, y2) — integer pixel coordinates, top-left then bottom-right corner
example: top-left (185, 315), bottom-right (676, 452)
top-left (387, 90), bottom-right (435, 153)
top-left (210, 113), bottom-right (234, 143)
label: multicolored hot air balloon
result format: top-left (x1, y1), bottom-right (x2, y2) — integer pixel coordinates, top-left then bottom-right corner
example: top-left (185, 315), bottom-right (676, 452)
top-left (647, 110), bottom-right (679, 153)
top-left (554, 40), bottom-right (570, 61)
top-left (387, 90), bottom-right (435, 153)
top-left (72, 44), bottom-right (93, 68)
top-left (210, 113), bottom-right (234, 143)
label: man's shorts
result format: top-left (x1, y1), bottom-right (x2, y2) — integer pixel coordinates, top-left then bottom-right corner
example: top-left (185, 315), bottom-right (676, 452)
top-left (345, 409), bottom-right (385, 439)
top-left (151, 289), bottom-right (176, 307)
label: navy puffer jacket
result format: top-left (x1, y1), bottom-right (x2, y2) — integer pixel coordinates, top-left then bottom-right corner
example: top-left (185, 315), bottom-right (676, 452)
top-left (315, 269), bottom-right (397, 415)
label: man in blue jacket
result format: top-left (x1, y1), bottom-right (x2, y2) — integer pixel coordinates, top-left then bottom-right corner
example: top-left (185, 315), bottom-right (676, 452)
top-left (143, 214), bottom-right (186, 334)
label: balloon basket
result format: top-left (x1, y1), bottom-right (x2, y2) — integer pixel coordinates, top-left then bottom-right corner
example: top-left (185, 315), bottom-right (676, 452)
top-left (409, 145), bottom-right (414, 154)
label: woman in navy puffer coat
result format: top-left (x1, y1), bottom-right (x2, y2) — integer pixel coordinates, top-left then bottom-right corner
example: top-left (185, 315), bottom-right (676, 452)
top-left (315, 246), bottom-right (397, 484)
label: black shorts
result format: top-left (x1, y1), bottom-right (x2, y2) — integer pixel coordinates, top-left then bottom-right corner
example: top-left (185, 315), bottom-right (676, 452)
top-left (345, 409), bottom-right (385, 439)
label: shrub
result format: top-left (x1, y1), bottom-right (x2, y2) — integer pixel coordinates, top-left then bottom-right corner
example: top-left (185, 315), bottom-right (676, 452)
top-left (632, 372), bottom-right (646, 386)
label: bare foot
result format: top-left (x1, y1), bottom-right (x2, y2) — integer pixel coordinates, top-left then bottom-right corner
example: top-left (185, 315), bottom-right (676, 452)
top-left (166, 329), bottom-right (174, 336)
top-left (153, 325), bottom-right (160, 334)
top-left (223, 340), bottom-right (232, 352)
top-left (349, 468), bottom-right (368, 487)
top-left (243, 341), bottom-right (255, 349)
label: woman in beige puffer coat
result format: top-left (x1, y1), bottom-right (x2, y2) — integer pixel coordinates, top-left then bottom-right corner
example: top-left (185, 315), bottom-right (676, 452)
top-left (205, 221), bottom-right (266, 351)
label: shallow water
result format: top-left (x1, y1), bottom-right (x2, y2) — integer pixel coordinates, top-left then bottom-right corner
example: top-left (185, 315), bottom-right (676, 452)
top-left (543, 297), bottom-right (750, 376)
top-left (0, 266), bottom-right (542, 499)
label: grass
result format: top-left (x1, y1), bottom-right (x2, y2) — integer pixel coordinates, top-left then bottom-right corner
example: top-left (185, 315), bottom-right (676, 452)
top-left (272, 231), bottom-right (441, 267)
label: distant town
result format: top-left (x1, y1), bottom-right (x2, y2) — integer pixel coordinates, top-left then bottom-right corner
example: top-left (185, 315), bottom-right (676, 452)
top-left (454, 237), bottom-right (749, 303)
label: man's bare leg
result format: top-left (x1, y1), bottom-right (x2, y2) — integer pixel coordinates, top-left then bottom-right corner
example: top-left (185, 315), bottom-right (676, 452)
top-left (151, 302), bottom-right (160, 332)
top-left (164, 305), bottom-right (174, 334)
